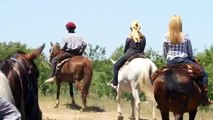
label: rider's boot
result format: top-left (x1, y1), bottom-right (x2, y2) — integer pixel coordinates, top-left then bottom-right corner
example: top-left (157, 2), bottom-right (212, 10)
top-left (199, 83), bottom-right (210, 106)
top-left (45, 62), bottom-right (57, 83)
top-left (45, 76), bottom-right (56, 83)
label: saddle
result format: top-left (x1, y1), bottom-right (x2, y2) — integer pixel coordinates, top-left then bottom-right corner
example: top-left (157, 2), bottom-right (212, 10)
top-left (127, 53), bottom-right (145, 62)
top-left (152, 63), bottom-right (203, 82)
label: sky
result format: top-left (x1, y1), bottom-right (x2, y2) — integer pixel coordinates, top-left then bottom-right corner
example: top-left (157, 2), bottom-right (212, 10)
top-left (0, 0), bottom-right (213, 58)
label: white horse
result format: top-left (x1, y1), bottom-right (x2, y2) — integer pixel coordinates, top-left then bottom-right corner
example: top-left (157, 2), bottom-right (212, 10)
top-left (111, 58), bottom-right (157, 120)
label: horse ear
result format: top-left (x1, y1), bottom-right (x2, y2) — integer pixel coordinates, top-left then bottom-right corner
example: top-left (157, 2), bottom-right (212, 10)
top-left (56, 42), bottom-right (60, 46)
top-left (25, 44), bottom-right (45, 60)
top-left (50, 42), bottom-right (53, 47)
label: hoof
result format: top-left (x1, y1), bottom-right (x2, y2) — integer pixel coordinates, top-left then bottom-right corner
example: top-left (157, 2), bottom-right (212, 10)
top-left (54, 104), bottom-right (58, 108)
top-left (80, 107), bottom-right (86, 112)
top-left (128, 117), bottom-right (135, 120)
top-left (117, 115), bottom-right (124, 120)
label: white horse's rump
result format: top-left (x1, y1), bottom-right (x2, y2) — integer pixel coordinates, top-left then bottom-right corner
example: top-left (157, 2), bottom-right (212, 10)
top-left (0, 71), bottom-right (15, 104)
top-left (115, 58), bottom-right (157, 120)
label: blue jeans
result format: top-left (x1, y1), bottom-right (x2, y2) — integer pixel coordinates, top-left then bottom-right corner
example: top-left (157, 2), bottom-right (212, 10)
top-left (167, 57), bottom-right (208, 85)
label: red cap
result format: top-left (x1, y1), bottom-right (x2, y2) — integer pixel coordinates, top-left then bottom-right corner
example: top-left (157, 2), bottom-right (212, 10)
top-left (66, 22), bottom-right (76, 29)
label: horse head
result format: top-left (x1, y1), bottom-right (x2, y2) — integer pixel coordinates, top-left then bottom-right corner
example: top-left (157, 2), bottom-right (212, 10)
top-left (49, 42), bottom-right (64, 61)
top-left (0, 44), bottom-right (45, 120)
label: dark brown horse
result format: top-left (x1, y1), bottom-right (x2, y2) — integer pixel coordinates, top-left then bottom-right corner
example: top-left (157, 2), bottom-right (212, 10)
top-left (0, 44), bottom-right (45, 120)
top-left (152, 64), bottom-right (203, 120)
top-left (48, 42), bottom-right (93, 110)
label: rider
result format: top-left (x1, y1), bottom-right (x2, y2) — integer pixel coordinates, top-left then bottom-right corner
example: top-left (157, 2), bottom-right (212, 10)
top-left (46, 21), bottom-right (87, 83)
top-left (109, 20), bottom-right (146, 89)
top-left (163, 15), bottom-right (210, 106)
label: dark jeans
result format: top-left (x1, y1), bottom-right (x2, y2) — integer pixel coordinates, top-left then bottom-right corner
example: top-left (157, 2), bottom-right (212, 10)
top-left (167, 57), bottom-right (208, 85)
top-left (51, 52), bottom-right (73, 77)
top-left (51, 54), bottom-right (63, 77)
top-left (112, 56), bottom-right (128, 86)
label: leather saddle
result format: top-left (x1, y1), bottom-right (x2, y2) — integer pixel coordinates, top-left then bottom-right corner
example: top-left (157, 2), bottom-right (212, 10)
top-left (152, 63), bottom-right (203, 82)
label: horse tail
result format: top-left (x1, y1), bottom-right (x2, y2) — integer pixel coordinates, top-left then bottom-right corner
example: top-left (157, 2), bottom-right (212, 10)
top-left (164, 70), bottom-right (193, 96)
top-left (82, 58), bottom-right (93, 94)
top-left (138, 59), bottom-right (157, 105)
top-left (149, 60), bottom-right (157, 79)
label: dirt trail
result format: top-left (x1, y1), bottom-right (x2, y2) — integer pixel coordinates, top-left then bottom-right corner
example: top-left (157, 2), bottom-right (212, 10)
top-left (40, 95), bottom-right (213, 120)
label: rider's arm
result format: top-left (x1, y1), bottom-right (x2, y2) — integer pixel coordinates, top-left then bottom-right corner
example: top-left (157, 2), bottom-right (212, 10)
top-left (140, 36), bottom-right (146, 53)
top-left (163, 41), bottom-right (168, 59)
top-left (0, 97), bottom-right (21, 120)
top-left (186, 35), bottom-right (194, 60)
top-left (61, 38), bottom-right (68, 51)
top-left (124, 38), bottom-right (130, 53)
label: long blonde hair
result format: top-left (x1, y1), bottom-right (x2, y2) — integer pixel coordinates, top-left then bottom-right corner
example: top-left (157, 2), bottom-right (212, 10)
top-left (167, 15), bottom-right (183, 44)
top-left (130, 20), bottom-right (143, 42)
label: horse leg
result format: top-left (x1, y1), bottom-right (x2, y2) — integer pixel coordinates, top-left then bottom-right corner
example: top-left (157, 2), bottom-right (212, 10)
top-left (116, 86), bottom-right (124, 120)
top-left (131, 86), bottom-right (141, 120)
top-left (189, 110), bottom-right (197, 120)
top-left (130, 94), bottom-right (135, 120)
top-left (55, 82), bottom-right (61, 108)
top-left (80, 78), bottom-right (92, 111)
top-left (173, 113), bottom-right (183, 120)
top-left (151, 101), bottom-right (157, 120)
top-left (161, 112), bottom-right (169, 120)
top-left (144, 92), bottom-right (157, 120)
top-left (69, 83), bottom-right (75, 105)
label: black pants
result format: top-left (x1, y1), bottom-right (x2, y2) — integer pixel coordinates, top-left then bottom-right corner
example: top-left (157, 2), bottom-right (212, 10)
top-left (112, 56), bottom-right (128, 86)
top-left (50, 52), bottom-right (73, 77)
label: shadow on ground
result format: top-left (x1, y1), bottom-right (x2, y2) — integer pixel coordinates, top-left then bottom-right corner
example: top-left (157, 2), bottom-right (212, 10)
top-left (63, 103), bottom-right (105, 112)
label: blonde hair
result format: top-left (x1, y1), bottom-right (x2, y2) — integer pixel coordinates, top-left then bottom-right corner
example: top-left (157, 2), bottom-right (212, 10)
top-left (167, 15), bottom-right (183, 44)
top-left (130, 20), bottom-right (143, 42)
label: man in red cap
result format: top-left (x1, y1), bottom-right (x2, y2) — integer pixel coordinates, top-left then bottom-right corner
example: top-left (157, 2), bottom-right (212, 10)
top-left (46, 21), bottom-right (87, 83)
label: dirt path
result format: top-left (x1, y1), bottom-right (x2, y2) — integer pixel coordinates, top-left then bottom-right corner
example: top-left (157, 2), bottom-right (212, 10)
top-left (39, 95), bottom-right (213, 120)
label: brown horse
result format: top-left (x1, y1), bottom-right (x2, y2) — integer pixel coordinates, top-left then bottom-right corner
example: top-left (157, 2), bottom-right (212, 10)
top-left (48, 42), bottom-right (93, 110)
top-left (152, 64), bottom-right (203, 120)
top-left (0, 44), bottom-right (45, 120)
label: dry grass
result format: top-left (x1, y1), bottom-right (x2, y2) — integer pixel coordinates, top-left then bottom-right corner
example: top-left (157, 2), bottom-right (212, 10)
top-left (39, 93), bottom-right (213, 120)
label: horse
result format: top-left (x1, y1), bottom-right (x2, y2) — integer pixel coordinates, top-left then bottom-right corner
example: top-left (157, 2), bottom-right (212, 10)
top-left (111, 58), bottom-right (157, 120)
top-left (46, 42), bottom-right (93, 110)
top-left (152, 64), bottom-right (204, 120)
top-left (0, 44), bottom-right (45, 120)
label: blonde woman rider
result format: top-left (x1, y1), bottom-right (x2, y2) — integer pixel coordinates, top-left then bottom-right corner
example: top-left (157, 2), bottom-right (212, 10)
top-left (109, 20), bottom-right (146, 89)
top-left (163, 15), bottom-right (210, 106)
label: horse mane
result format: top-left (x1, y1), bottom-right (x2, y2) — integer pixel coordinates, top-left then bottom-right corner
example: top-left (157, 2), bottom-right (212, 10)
top-left (0, 50), bottom-right (41, 120)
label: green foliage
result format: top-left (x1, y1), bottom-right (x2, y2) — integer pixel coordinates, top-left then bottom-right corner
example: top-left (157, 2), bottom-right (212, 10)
top-left (0, 42), bottom-right (28, 60)
top-left (145, 48), bottom-right (166, 68)
top-left (90, 59), bottom-right (116, 99)
top-left (110, 45), bottom-right (124, 60)
top-left (84, 44), bottom-right (106, 60)
top-left (196, 45), bottom-right (213, 100)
